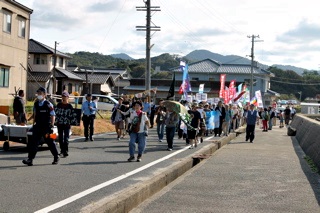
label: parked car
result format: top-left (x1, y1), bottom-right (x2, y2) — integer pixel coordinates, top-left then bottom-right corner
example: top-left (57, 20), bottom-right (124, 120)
top-left (79, 94), bottom-right (118, 111)
top-left (94, 95), bottom-right (118, 111)
top-left (279, 100), bottom-right (288, 106)
top-left (287, 100), bottom-right (298, 105)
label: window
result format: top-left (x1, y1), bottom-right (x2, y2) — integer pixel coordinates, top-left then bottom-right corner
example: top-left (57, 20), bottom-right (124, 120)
top-left (51, 56), bottom-right (55, 66)
top-left (75, 84), bottom-right (79, 92)
top-left (192, 77), bottom-right (199, 81)
top-left (209, 78), bottom-right (214, 81)
top-left (68, 83), bottom-right (72, 93)
top-left (0, 68), bottom-right (9, 87)
top-left (59, 57), bottom-right (64, 67)
top-left (18, 16), bottom-right (26, 38)
top-left (33, 54), bottom-right (47, 65)
top-left (3, 10), bottom-right (12, 33)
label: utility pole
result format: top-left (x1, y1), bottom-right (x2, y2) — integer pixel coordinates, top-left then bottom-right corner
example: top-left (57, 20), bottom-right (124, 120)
top-left (247, 35), bottom-right (262, 99)
top-left (136, 0), bottom-right (161, 96)
top-left (85, 69), bottom-right (89, 94)
top-left (53, 41), bottom-right (59, 95)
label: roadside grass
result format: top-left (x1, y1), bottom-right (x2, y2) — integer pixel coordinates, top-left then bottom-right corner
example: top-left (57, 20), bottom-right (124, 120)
top-left (9, 101), bottom-right (115, 136)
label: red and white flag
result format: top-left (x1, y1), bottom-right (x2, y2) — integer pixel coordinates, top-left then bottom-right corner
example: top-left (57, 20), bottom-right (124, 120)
top-left (219, 74), bottom-right (226, 98)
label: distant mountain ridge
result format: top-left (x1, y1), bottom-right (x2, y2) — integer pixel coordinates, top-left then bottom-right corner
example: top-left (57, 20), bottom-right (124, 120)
top-left (184, 49), bottom-right (310, 75)
top-left (68, 50), bottom-right (311, 76)
top-left (111, 53), bottom-right (133, 60)
top-left (184, 49), bottom-right (251, 65)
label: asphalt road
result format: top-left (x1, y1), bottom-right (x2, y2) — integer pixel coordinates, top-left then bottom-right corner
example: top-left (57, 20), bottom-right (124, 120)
top-left (0, 128), bottom-right (214, 213)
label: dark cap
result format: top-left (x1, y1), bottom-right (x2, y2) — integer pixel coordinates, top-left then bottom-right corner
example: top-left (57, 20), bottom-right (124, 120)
top-left (191, 103), bottom-right (198, 108)
top-left (86, 94), bottom-right (92, 97)
top-left (133, 101), bottom-right (142, 107)
top-left (62, 91), bottom-right (69, 97)
top-left (37, 87), bottom-right (46, 93)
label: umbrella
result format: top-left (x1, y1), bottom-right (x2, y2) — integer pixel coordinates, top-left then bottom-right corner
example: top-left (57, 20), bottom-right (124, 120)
top-left (163, 100), bottom-right (189, 115)
top-left (163, 100), bottom-right (196, 130)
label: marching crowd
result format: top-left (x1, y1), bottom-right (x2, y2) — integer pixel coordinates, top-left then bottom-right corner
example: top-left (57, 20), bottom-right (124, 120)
top-left (16, 88), bottom-right (297, 166)
top-left (109, 95), bottom-right (298, 162)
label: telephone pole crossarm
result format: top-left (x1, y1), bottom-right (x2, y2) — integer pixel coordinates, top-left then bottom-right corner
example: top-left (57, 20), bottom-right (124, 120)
top-left (136, 0), bottom-right (161, 96)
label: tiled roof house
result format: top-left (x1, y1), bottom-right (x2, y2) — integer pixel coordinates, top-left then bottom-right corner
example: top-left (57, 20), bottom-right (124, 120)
top-left (124, 58), bottom-right (277, 106)
top-left (27, 39), bottom-right (84, 99)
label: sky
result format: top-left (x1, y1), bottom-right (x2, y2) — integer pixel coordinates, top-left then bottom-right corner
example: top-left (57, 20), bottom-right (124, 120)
top-left (18, 0), bottom-right (320, 70)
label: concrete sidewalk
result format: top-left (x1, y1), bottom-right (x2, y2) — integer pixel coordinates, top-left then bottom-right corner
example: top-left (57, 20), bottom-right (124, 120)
top-left (131, 125), bottom-right (320, 213)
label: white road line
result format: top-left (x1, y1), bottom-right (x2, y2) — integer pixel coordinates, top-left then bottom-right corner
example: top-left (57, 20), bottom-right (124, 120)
top-left (204, 135), bottom-right (219, 141)
top-left (35, 145), bottom-right (191, 213)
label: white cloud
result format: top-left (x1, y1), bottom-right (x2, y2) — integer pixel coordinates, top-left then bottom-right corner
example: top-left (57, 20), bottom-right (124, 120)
top-left (17, 0), bottom-right (320, 70)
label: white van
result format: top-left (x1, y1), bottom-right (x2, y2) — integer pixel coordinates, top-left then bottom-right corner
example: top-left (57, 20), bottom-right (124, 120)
top-left (81, 94), bottom-right (118, 111)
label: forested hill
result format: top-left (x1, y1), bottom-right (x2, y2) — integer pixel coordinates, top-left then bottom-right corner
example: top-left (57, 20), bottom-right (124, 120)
top-left (66, 52), bottom-right (320, 100)
top-left (268, 66), bottom-right (320, 100)
top-left (66, 51), bottom-right (179, 78)
top-left (67, 51), bottom-right (126, 68)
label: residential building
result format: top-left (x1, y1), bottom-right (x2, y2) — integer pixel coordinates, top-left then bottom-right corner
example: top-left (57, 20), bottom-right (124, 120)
top-left (0, 0), bottom-right (32, 107)
top-left (68, 65), bottom-right (126, 96)
top-left (124, 59), bottom-right (277, 106)
top-left (27, 39), bottom-right (83, 100)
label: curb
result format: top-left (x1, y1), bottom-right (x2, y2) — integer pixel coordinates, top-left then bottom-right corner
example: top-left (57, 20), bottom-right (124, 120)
top-left (81, 128), bottom-right (244, 213)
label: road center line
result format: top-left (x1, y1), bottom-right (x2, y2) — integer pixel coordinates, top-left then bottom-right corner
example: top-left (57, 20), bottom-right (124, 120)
top-left (35, 145), bottom-right (191, 213)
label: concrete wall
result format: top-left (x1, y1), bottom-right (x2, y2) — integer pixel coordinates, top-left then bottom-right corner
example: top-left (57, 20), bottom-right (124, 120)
top-left (290, 114), bottom-right (320, 170)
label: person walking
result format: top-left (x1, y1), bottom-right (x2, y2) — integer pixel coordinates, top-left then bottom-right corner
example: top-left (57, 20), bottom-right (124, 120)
top-left (142, 97), bottom-right (151, 117)
top-left (149, 99), bottom-right (156, 128)
top-left (279, 110), bottom-right (284, 128)
top-left (81, 94), bottom-right (97, 141)
top-left (268, 106), bottom-right (275, 130)
top-left (197, 103), bottom-right (206, 143)
top-left (111, 97), bottom-right (126, 140)
top-left (284, 106), bottom-right (291, 126)
top-left (22, 87), bottom-right (59, 166)
top-left (214, 101), bottom-right (226, 137)
top-left (127, 101), bottom-right (150, 162)
top-left (122, 96), bottom-right (131, 136)
top-left (13, 90), bottom-right (27, 125)
top-left (55, 91), bottom-right (73, 157)
top-left (261, 108), bottom-right (269, 132)
top-left (222, 104), bottom-right (232, 136)
top-left (203, 103), bottom-right (212, 136)
top-left (165, 109), bottom-right (179, 151)
top-left (245, 104), bottom-right (260, 143)
top-left (187, 103), bottom-right (201, 149)
top-left (155, 99), bottom-right (166, 142)
top-left (231, 104), bottom-right (239, 132)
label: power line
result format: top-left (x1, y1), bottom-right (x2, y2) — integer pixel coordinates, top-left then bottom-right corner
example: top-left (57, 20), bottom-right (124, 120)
top-left (59, 0), bottom-right (129, 45)
top-left (193, 0), bottom-right (246, 36)
top-left (270, 79), bottom-right (320, 85)
top-left (253, 74), bottom-right (320, 85)
top-left (97, 0), bottom-right (128, 51)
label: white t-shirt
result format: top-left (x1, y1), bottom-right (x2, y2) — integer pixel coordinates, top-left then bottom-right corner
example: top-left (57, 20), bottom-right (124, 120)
top-left (130, 110), bottom-right (149, 133)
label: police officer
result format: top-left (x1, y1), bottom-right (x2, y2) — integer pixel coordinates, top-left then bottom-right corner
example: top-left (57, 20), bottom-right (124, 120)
top-left (81, 94), bottom-right (97, 141)
top-left (22, 87), bottom-right (59, 166)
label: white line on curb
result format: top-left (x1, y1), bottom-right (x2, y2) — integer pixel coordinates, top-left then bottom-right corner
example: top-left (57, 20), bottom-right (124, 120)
top-left (35, 145), bottom-right (191, 213)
